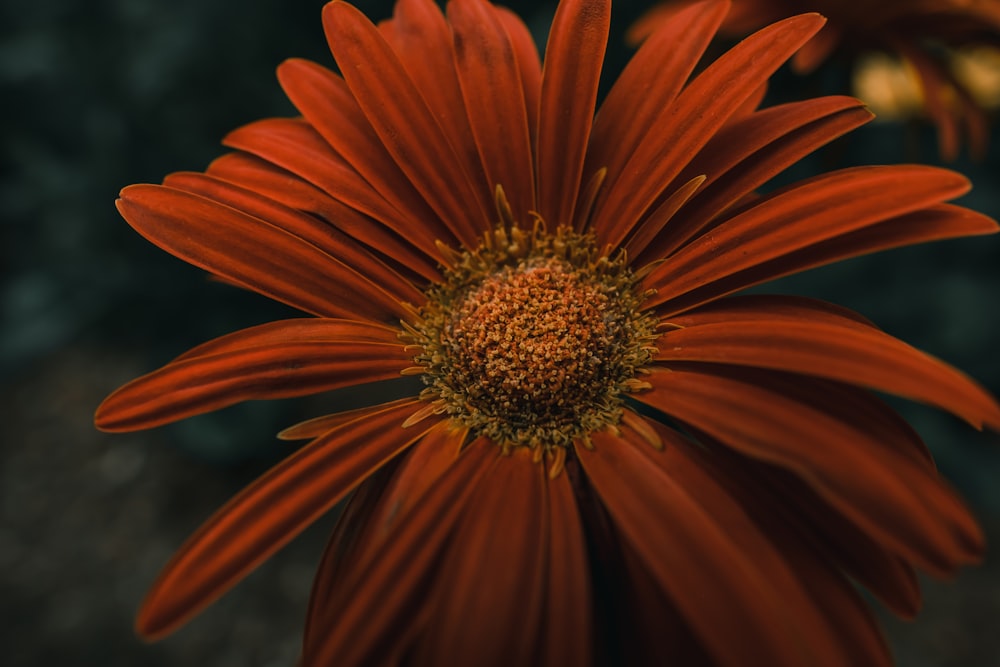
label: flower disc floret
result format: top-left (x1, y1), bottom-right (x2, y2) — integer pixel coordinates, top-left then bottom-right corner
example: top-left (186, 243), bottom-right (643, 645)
top-left (406, 226), bottom-right (658, 450)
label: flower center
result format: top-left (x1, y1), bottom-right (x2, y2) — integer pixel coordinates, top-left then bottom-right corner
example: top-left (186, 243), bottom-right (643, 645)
top-left (405, 225), bottom-right (657, 451)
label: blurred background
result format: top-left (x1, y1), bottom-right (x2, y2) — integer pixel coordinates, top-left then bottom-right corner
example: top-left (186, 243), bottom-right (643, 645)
top-left (2, 0), bottom-right (999, 665)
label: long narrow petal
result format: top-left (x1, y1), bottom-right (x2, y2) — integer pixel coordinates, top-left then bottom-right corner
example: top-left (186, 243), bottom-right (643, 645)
top-left (116, 184), bottom-right (410, 321)
top-left (587, 0), bottom-right (729, 232)
top-left (653, 315), bottom-right (1000, 429)
top-left (94, 319), bottom-right (411, 432)
top-left (276, 58), bottom-right (449, 237)
top-left (538, 463), bottom-right (594, 666)
top-left (637, 366), bottom-right (985, 574)
top-left (416, 448), bottom-right (547, 665)
top-left (648, 203), bottom-right (999, 314)
top-left (589, 14), bottom-right (826, 239)
top-left (494, 6), bottom-right (542, 150)
top-left (277, 397), bottom-right (419, 441)
top-left (636, 97), bottom-right (873, 260)
top-left (535, 0), bottom-right (610, 228)
top-left (382, 0), bottom-right (493, 225)
top-left (205, 152), bottom-right (444, 279)
top-left (623, 418), bottom-right (876, 667)
top-left (161, 171), bottom-right (425, 307)
top-left (449, 0), bottom-right (535, 218)
top-left (685, 435), bottom-right (894, 665)
top-left (223, 118), bottom-right (419, 240)
top-left (306, 439), bottom-right (499, 667)
top-left (577, 431), bottom-right (810, 667)
top-left (303, 420), bottom-right (460, 636)
top-left (660, 293), bottom-right (878, 329)
top-left (323, 1), bottom-right (487, 246)
top-left (643, 166), bottom-right (973, 310)
top-left (701, 439), bottom-right (923, 617)
top-left (134, 399), bottom-right (430, 639)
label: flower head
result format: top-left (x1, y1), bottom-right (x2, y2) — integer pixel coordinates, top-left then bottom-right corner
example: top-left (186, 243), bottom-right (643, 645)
top-left (96, 0), bottom-right (1000, 664)
top-left (630, 0), bottom-right (1000, 159)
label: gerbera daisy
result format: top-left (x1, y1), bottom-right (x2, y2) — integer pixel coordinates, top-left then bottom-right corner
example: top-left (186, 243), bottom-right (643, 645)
top-left (96, 0), bottom-right (1000, 664)
top-left (630, 0), bottom-right (1000, 160)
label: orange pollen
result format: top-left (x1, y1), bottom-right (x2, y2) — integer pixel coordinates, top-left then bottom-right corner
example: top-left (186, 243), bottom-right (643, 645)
top-left (405, 225), bottom-right (658, 451)
top-left (446, 261), bottom-right (620, 419)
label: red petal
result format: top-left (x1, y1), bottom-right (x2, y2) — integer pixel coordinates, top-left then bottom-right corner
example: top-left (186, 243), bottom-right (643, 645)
top-left (448, 0), bottom-right (535, 219)
top-left (653, 313), bottom-right (1000, 430)
top-left (135, 399), bottom-right (430, 639)
top-left (589, 13), bottom-right (826, 239)
top-left (223, 119), bottom-right (416, 239)
top-left (624, 418), bottom-right (882, 667)
top-left (323, 0), bottom-right (488, 247)
top-left (416, 448), bottom-right (547, 664)
top-left (683, 432), bottom-right (894, 665)
top-left (303, 420), bottom-right (462, 642)
top-left (161, 171), bottom-right (425, 307)
top-left (277, 398), bottom-right (419, 441)
top-left (644, 165), bottom-right (973, 311)
top-left (276, 58), bottom-right (450, 239)
top-left (621, 175), bottom-right (705, 257)
top-left (116, 184), bottom-right (409, 321)
top-left (587, 0), bottom-right (728, 235)
top-left (205, 152), bottom-right (444, 280)
top-left (661, 293), bottom-right (877, 329)
top-left (535, 0), bottom-right (610, 228)
top-left (649, 203), bottom-right (999, 314)
top-left (538, 463), bottom-right (594, 667)
top-left (708, 444), bottom-right (923, 618)
top-left (577, 431), bottom-right (811, 667)
top-left (638, 366), bottom-right (985, 574)
top-left (94, 319), bottom-right (410, 432)
top-left (494, 5), bottom-right (542, 151)
top-left (637, 96), bottom-right (873, 260)
top-left (305, 439), bottom-right (499, 666)
top-left (382, 0), bottom-right (493, 225)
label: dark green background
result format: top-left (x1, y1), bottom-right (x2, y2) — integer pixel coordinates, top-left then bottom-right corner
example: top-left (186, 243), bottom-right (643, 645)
top-left (2, 0), bottom-right (999, 664)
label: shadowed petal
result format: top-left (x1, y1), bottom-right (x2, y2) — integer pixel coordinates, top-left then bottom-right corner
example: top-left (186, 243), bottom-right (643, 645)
top-left (538, 460), bottom-right (594, 666)
top-left (204, 152), bottom-right (444, 279)
top-left (589, 13), bottom-right (826, 239)
top-left (701, 438), bottom-right (922, 618)
top-left (116, 184), bottom-right (410, 321)
top-left (644, 166), bottom-right (974, 311)
top-left (277, 398), bottom-right (419, 441)
top-left (675, 430), bottom-right (895, 666)
top-left (161, 171), bottom-right (425, 307)
top-left (638, 365), bottom-right (985, 574)
top-left (636, 97), bottom-right (874, 260)
top-left (223, 119), bottom-right (421, 240)
top-left (323, 0), bottom-right (488, 246)
top-left (306, 439), bottom-right (499, 667)
top-left (586, 0), bottom-right (729, 234)
top-left (577, 431), bottom-right (810, 667)
top-left (649, 203), bottom-right (999, 315)
top-left (134, 399), bottom-right (431, 639)
top-left (94, 319), bottom-right (410, 432)
top-left (622, 418), bottom-right (885, 667)
top-left (382, 0), bottom-right (494, 223)
top-left (653, 313), bottom-right (1000, 429)
top-left (276, 58), bottom-right (451, 238)
top-left (536, 0), bottom-right (610, 228)
top-left (416, 448), bottom-right (547, 665)
top-left (303, 420), bottom-right (462, 640)
top-left (449, 0), bottom-right (535, 219)
top-left (494, 5), bottom-right (542, 149)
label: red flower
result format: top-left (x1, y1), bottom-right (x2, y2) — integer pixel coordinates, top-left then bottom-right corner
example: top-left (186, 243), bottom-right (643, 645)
top-left (96, 0), bottom-right (1000, 664)
top-left (631, 0), bottom-right (1000, 160)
